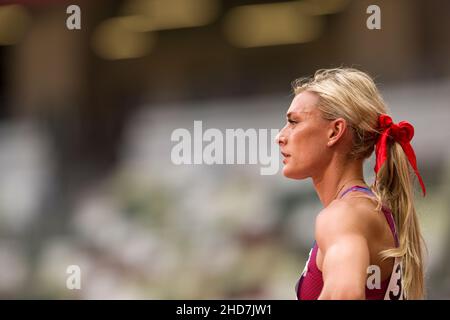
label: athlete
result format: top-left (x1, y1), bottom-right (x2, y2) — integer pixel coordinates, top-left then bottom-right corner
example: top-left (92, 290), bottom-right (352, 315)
top-left (276, 68), bottom-right (426, 300)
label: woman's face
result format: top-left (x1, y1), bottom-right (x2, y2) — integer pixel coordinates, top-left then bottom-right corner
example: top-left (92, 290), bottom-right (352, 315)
top-left (276, 91), bottom-right (333, 180)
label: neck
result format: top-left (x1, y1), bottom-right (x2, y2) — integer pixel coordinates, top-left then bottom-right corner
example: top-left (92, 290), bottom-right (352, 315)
top-left (312, 157), bottom-right (366, 207)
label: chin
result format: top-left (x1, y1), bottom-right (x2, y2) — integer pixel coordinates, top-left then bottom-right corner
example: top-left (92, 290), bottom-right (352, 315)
top-left (282, 165), bottom-right (308, 180)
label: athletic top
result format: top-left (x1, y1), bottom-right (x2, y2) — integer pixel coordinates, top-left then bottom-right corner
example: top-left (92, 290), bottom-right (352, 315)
top-left (295, 185), bottom-right (404, 300)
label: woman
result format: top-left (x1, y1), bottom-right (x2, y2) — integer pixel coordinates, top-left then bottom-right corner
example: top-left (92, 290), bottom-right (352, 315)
top-left (276, 68), bottom-right (426, 300)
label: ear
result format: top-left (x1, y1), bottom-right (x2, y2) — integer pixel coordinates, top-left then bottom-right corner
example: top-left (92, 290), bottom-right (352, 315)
top-left (326, 118), bottom-right (348, 147)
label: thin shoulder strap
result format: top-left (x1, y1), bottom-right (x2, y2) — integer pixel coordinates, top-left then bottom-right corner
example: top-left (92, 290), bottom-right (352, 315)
top-left (381, 206), bottom-right (400, 247)
top-left (339, 185), bottom-right (373, 199)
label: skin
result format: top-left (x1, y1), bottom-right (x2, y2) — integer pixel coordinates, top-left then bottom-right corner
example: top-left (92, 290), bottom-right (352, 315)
top-left (276, 91), bottom-right (395, 300)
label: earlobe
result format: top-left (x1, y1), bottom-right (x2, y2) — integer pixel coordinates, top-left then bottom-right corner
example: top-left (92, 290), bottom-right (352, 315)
top-left (326, 128), bottom-right (335, 147)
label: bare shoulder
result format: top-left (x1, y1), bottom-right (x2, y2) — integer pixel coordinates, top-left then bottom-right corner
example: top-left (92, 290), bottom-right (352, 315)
top-left (315, 195), bottom-right (381, 248)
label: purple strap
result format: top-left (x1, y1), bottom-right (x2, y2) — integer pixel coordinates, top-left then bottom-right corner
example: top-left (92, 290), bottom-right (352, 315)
top-left (339, 185), bottom-right (373, 199)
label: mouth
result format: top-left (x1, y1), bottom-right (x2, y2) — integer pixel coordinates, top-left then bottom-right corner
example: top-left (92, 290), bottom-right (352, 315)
top-left (281, 151), bottom-right (290, 158)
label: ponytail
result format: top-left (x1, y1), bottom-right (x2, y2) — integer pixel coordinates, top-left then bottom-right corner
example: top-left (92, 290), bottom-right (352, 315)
top-left (372, 139), bottom-right (426, 299)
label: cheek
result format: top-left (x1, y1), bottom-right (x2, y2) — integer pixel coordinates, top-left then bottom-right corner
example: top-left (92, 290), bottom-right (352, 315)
top-left (291, 129), bottom-right (326, 159)
top-left (283, 128), bottom-right (328, 177)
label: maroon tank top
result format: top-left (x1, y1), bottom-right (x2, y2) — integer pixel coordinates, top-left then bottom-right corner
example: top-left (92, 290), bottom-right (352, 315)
top-left (295, 185), bottom-right (403, 300)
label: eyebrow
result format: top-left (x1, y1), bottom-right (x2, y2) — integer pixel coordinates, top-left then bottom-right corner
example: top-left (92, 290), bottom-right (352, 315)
top-left (286, 111), bottom-right (310, 119)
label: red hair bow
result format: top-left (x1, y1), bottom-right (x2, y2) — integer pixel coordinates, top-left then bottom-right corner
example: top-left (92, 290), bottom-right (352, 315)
top-left (374, 114), bottom-right (426, 196)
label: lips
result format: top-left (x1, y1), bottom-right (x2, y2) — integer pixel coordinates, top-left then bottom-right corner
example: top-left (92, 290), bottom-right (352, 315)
top-left (281, 152), bottom-right (290, 164)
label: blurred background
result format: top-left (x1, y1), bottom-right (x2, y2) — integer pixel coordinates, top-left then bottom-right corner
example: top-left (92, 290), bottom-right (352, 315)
top-left (0, 0), bottom-right (449, 299)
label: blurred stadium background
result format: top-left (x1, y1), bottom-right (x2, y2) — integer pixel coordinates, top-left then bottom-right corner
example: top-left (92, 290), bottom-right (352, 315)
top-left (0, 0), bottom-right (449, 299)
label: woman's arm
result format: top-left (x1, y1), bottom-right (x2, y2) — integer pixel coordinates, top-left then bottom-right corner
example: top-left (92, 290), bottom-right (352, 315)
top-left (316, 201), bottom-right (371, 300)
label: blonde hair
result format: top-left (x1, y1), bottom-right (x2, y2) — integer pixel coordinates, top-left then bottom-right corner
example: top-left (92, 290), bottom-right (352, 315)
top-left (293, 67), bottom-right (425, 299)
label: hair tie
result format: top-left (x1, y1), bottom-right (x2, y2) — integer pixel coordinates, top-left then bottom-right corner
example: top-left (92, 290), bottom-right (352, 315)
top-left (374, 114), bottom-right (426, 196)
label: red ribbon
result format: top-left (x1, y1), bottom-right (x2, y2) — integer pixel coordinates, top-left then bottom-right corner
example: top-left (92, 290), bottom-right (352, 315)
top-left (374, 114), bottom-right (426, 196)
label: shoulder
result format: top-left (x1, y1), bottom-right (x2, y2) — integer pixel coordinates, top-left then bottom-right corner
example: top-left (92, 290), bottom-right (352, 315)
top-left (315, 196), bottom-right (380, 249)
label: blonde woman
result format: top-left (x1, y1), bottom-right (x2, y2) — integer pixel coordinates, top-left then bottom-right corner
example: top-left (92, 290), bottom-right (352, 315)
top-left (276, 68), bottom-right (426, 300)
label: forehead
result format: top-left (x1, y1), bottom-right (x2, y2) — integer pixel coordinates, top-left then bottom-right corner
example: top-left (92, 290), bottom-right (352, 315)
top-left (287, 91), bottom-right (320, 116)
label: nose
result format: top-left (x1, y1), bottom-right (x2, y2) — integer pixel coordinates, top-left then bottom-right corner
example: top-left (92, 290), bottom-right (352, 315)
top-left (275, 128), bottom-right (287, 146)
